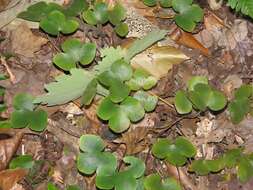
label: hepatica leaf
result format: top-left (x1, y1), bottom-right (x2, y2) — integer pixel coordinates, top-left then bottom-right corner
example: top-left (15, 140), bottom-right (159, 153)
top-left (152, 137), bottom-right (196, 166)
top-left (187, 76), bottom-right (208, 91)
top-left (126, 69), bottom-right (157, 91)
top-left (172, 0), bottom-right (204, 32)
top-left (175, 90), bottom-right (192, 114)
top-left (18, 2), bottom-right (63, 22)
top-left (11, 93), bottom-right (47, 132)
top-left (97, 97), bottom-right (145, 133)
top-left (77, 135), bottom-right (117, 176)
top-left (53, 38), bottom-right (96, 71)
top-left (9, 155), bottom-right (34, 169)
top-left (133, 91), bottom-right (158, 112)
top-left (109, 3), bottom-right (126, 26)
top-left (144, 174), bottom-right (181, 190)
top-left (40, 10), bottom-right (79, 36)
top-left (96, 156), bottom-right (145, 190)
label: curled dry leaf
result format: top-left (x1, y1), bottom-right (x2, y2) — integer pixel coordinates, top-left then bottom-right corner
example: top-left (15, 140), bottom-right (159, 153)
top-left (0, 129), bottom-right (23, 171)
top-left (0, 168), bottom-right (27, 190)
top-left (10, 23), bottom-right (48, 57)
top-left (131, 45), bottom-right (189, 79)
top-left (170, 28), bottom-right (210, 56)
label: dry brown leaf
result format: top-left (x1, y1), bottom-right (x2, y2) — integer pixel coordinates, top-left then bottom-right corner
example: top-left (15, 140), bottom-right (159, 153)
top-left (170, 28), bottom-right (210, 56)
top-left (117, 127), bottom-right (149, 155)
top-left (131, 45), bottom-right (189, 79)
top-left (0, 0), bottom-right (11, 11)
top-left (0, 129), bottom-right (23, 171)
top-left (10, 23), bottom-right (48, 57)
top-left (0, 169), bottom-right (27, 190)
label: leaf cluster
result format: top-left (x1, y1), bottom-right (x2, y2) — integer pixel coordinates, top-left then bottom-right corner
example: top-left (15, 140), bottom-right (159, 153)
top-left (190, 149), bottom-right (253, 183)
top-left (10, 93), bottom-right (47, 132)
top-left (152, 137), bottom-right (196, 166)
top-left (83, 2), bottom-right (128, 37)
top-left (48, 183), bottom-right (80, 190)
top-left (142, 0), bottom-right (204, 32)
top-left (228, 84), bottom-right (253, 124)
top-left (77, 135), bottom-right (145, 190)
top-left (175, 76), bottom-right (227, 114)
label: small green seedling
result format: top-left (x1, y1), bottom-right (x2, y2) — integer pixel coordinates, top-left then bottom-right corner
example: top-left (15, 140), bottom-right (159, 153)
top-left (77, 135), bottom-right (117, 176)
top-left (83, 2), bottom-right (128, 37)
top-left (228, 84), bottom-right (253, 124)
top-left (144, 174), bottom-right (181, 190)
top-left (175, 76), bottom-right (227, 114)
top-left (152, 137), bottom-right (196, 166)
top-left (142, 0), bottom-right (203, 32)
top-left (53, 38), bottom-right (96, 71)
top-left (11, 93), bottom-right (47, 132)
top-left (47, 183), bottom-right (80, 190)
top-left (9, 155), bottom-right (34, 169)
top-left (96, 156), bottom-right (145, 190)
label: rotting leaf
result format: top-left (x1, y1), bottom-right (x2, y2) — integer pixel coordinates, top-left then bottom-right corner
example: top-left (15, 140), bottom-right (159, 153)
top-left (0, 129), bottom-right (23, 171)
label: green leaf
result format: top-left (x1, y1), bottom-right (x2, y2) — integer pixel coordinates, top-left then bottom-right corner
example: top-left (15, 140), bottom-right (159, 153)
top-left (125, 29), bottom-right (167, 62)
top-left (237, 157), bottom-right (253, 183)
top-left (175, 90), bottom-right (192, 114)
top-left (77, 135), bottom-right (117, 176)
top-left (111, 59), bottom-right (132, 82)
top-left (96, 156), bottom-right (145, 190)
top-left (18, 2), bottom-right (63, 22)
top-left (160, 0), bottom-right (173, 8)
top-left (207, 90), bottom-right (227, 111)
top-left (63, 0), bottom-right (88, 17)
top-left (189, 160), bottom-right (210, 175)
top-left (53, 39), bottom-right (96, 71)
top-left (81, 79), bottom-right (97, 106)
top-left (223, 149), bottom-right (242, 168)
top-left (35, 69), bottom-right (95, 106)
top-left (11, 110), bottom-right (31, 129)
top-left (13, 93), bottom-right (35, 111)
top-left (143, 0), bottom-right (157, 7)
top-left (152, 137), bottom-right (195, 166)
top-left (82, 10), bottom-right (97, 25)
top-left (121, 97), bottom-right (145, 122)
top-left (228, 98), bottom-right (250, 124)
top-left (40, 10), bottom-right (79, 36)
top-left (109, 3), bottom-right (126, 25)
top-left (79, 135), bottom-right (105, 153)
top-left (29, 109), bottom-right (48, 132)
top-left (234, 84), bottom-right (253, 100)
top-left (172, 0), bottom-right (203, 32)
top-left (47, 183), bottom-right (58, 190)
top-left (115, 23), bottom-right (129, 37)
top-left (66, 185), bottom-right (80, 190)
top-left (133, 91), bottom-right (158, 112)
top-left (9, 155), bottom-right (34, 169)
top-left (109, 79), bottom-right (130, 103)
top-left (126, 69), bottom-right (157, 91)
top-left (175, 137), bottom-right (196, 157)
top-left (97, 97), bottom-right (118, 120)
top-left (187, 76), bottom-right (208, 91)
top-left (144, 174), bottom-right (181, 190)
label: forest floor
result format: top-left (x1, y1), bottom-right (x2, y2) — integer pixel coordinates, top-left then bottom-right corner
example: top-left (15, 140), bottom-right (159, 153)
top-left (0, 0), bottom-right (253, 190)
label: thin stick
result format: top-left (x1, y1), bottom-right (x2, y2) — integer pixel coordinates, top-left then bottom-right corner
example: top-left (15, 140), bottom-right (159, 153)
top-left (0, 56), bottom-right (16, 83)
top-left (148, 91), bottom-right (174, 108)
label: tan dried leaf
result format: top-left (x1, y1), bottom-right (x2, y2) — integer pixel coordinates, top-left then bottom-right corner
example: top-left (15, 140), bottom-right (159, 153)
top-left (0, 129), bottom-right (23, 171)
top-left (0, 169), bottom-right (27, 190)
top-left (119, 127), bottom-right (149, 155)
top-left (10, 23), bottom-right (48, 57)
top-left (131, 46), bottom-right (189, 79)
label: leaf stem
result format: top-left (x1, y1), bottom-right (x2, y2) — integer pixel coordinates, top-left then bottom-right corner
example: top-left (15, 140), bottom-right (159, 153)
top-left (148, 91), bottom-right (174, 108)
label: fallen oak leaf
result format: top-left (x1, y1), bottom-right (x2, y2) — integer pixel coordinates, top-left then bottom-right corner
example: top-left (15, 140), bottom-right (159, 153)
top-left (10, 23), bottom-right (48, 58)
top-left (0, 129), bottom-right (23, 171)
top-left (0, 168), bottom-right (27, 190)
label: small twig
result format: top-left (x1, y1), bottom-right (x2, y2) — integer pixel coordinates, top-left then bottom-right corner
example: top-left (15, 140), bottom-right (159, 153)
top-left (46, 34), bottom-right (61, 52)
top-left (148, 91), bottom-right (174, 108)
top-left (0, 56), bottom-right (16, 83)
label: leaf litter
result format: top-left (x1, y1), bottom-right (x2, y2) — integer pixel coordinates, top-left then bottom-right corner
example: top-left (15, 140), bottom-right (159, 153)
top-left (0, 0), bottom-right (253, 189)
